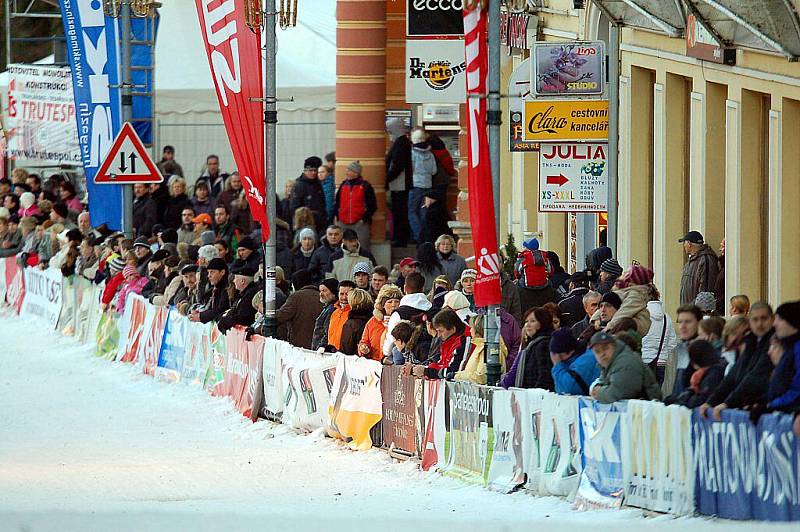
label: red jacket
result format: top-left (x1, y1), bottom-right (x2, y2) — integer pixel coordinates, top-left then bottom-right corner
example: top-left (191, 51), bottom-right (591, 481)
top-left (335, 177), bottom-right (377, 225)
top-left (425, 325), bottom-right (472, 380)
top-left (102, 271), bottom-right (126, 306)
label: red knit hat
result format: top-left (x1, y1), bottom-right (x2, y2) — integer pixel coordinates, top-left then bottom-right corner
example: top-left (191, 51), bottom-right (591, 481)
top-left (627, 265), bottom-right (654, 286)
top-left (123, 265), bottom-right (138, 279)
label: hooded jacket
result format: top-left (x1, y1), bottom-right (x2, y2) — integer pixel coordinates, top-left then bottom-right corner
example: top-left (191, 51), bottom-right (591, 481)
top-left (424, 322), bottom-right (471, 380)
top-left (454, 336), bottom-right (508, 385)
top-left (411, 143), bottom-right (436, 189)
top-left (383, 292), bottom-right (433, 358)
top-left (640, 299), bottom-right (678, 366)
top-left (552, 348), bottom-right (601, 396)
top-left (679, 244), bottom-right (719, 306)
top-left (593, 340), bottom-right (663, 403)
top-left (606, 284), bottom-right (652, 336)
top-left (328, 243), bottom-right (377, 282)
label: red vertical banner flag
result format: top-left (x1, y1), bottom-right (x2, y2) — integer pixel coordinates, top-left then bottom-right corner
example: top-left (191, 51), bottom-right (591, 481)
top-left (195, 0), bottom-right (269, 241)
top-left (463, 7), bottom-right (502, 306)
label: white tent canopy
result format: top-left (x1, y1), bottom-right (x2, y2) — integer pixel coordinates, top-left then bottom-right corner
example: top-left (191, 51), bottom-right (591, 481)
top-left (155, 0), bottom-right (337, 186)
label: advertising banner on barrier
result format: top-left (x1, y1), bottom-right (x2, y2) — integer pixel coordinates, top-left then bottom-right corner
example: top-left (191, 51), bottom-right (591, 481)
top-left (95, 311), bottom-right (119, 359)
top-left (0, 257), bottom-right (6, 305)
top-left (261, 339), bottom-right (284, 420)
top-left (328, 356), bottom-right (383, 450)
top-left (380, 365), bottom-right (420, 457)
top-left (535, 393), bottom-right (581, 496)
top-left (5, 64), bottom-right (81, 165)
top-left (4, 257), bottom-right (24, 313)
top-left (693, 409), bottom-right (800, 521)
top-left (138, 304), bottom-right (168, 377)
top-left (181, 321), bottom-right (213, 388)
top-left (156, 309), bottom-right (189, 383)
top-left (624, 401), bottom-right (694, 515)
top-left (487, 389), bottom-right (528, 493)
top-left (118, 296), bottom-right (148, 363)
top-left (76, 281), bottom-right (103, 345)
top-left (421, 379), bottom-right (446, 471)
top-left (214, 328), bottom-right (263, 420)
top-left (204, 325), bottom-right (228, 395)
top-left (575, 398), bottom-right (626, 509)
top-left (280, 348), bottom-right (338, 431)
top-left (57, 276), bottom-right (77, 335)
top-left (20, 267), bottom-right (63, 328)
top-left (440, 381), bottom-right (494, 485)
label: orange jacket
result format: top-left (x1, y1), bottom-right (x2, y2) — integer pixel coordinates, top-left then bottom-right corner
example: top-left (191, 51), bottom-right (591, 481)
top-left (327, 303), bottom-right (351, 350)
top-left (359, 316), bottom-right (387, 361)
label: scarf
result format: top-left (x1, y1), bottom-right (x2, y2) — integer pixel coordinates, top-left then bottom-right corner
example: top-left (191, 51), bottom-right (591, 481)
top-left (301, 247), bottom-right (314, 258)
top-left (439, 250), bottom-right (452, 260)
top-left (689, 366), bottom-right (710, 393)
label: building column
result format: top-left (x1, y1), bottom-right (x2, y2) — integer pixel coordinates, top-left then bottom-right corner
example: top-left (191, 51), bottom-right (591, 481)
top-left (768, 98), bottom-right (800, 303)
top-left (336, 1), bottom-right (388, 262)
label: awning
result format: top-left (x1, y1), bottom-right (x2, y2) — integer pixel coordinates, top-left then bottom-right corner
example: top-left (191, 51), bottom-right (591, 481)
top-left (591, 0), bottom-right (800, 60)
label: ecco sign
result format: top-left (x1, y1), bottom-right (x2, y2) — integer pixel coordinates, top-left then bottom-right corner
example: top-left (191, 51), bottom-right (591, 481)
top-left (407, 0), bottom-right (464, 38)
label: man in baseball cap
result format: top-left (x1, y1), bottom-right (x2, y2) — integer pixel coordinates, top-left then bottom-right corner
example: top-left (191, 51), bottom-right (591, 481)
top-left (679, 230), bottom-right (720, 307)
top-left (589, 330), bottom-right (662, 403)
top-left (352, 261), bottom-right (372, 290)
top-left (217, 262), bottom-right (260, 334)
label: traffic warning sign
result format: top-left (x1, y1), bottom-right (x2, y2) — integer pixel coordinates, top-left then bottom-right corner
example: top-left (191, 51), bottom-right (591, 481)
top-left (94, 122), bottom-right (163, 184)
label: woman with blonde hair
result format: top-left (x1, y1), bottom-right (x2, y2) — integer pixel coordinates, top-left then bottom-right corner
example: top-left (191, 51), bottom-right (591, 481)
top-left (339, 288), bottom-right (374, 355)
top-left (163, 176), bottom-right (192, 229)
top-left (729, 295), bottom-right (750, 317)
top-left (455, 314), bottom-right (507, 385)
top-left (721, 315), bottom-right (750, 373)
top-left (359, 284), bottom-right (403, 361)
top-left (292, 206), bottom-right (316, 241)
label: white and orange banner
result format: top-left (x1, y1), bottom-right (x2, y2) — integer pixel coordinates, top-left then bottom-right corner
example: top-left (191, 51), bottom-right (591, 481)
top-left (327, 356), bottom-right (383, 451)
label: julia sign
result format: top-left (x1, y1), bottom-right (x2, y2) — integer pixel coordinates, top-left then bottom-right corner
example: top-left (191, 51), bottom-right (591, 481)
top-left (538, 143), bottom-right (608, 213)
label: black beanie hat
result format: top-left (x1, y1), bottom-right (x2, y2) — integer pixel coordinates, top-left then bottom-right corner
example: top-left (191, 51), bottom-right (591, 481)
top-left (776, 301), bottom-right (800, 331)
top-left (304, 156), bottom-right (322, 169)
top-left (292, 268), bottom-right (314, 290)
top-left (601, 291), bottom-right (622, 310)
top-left (320, 278), bottom-right (339, 295)
top-left (688, 339), bottom-right (720, 368)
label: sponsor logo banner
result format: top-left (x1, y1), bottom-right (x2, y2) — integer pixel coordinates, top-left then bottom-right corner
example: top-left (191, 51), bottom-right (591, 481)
top-left (180, 320), bottom-right (213, 388)
top-left (487, 389), bottom-right (528, 493)
top-left (5, 64), bottom-right (81, 165)
top-left (527, 391), bottom-right (581, 496)
top-left (440, 380), bottom-right (494, 485)
top-left (117, 295), bottom-right (148, 363)
top-left (156, 309), bottom-right (189, 383)
top-left (405, 39), bottom-right (466, 104)
top-left (20, 267), bottom-right (63, 328)
top-left (216, 327), bottom-right (264, 420)
top-left (58, 0), bottom-right (124, 229)
top-left (575, 398), bottom-right (626, 509)
top-left (328, 355), bottom-right (383, 450)
top-left (95, 311), bottom-right (120, 360)
top-left (406, 0), bottom-right (464, 38)
top-left (380, 365), bottom-right (420, 457)
top-left (261, 339), bottom-right (285, 420)
top-left (624, 400), bottom-right (694, 515)
top-left (280, 347), bottom-right (339, 432)
top-left (523, 99), bottom-right (609, 142)
top-left (532, 42), bottom-right (605, 96)
top-left (421, 379), bottom-right (447, 471)
top-left (4, 257), bottom-right (24, 313)
top-left (0, 257), bottom-right (6, 305)
top-left (693, 409), bottom-right (800, 521)
top-left (73, 278), bottom-right (102, 344)
top-left (137, 303), bottom-right (168, 377)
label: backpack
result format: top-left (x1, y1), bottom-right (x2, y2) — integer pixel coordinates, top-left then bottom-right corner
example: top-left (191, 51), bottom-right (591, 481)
top-left (514, 248), bottom-right (552, 289)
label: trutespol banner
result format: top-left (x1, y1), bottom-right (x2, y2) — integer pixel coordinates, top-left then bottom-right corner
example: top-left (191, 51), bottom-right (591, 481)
top-left (440, 380), bottom-right (494, 485)
top-left (5, 64), bottom-right (81, 165)
top-left (20, 267), bottom-right (63, 328)
top-left (693, 409), bottom-right (800, 521)
top-left (380, 366), bottom-right (420, 457)
top-left (406, 0), bottom-right (464, 38)
top-left (624, 400), bottom-right (694, 516)
top-left (405, 39), bottom-right (466, 104)
top-left (58, 0), bottom-right (124, 230)
top-left (327, 355), bottom-right (383, 450)
top-left (575, 398), bottom-right (626, 509)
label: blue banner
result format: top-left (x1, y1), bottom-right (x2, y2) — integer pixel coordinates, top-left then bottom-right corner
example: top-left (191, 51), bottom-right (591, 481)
top-left (59, 0), bottom-right (124, 230)
top-left (575, 398), bottom-right (626, 509)
top-left (156, 309), bottom-right (187, 383)
top-left (693, 409), bottom-right (800, 521)
top-left (131, 16), bottom-right (157, 144)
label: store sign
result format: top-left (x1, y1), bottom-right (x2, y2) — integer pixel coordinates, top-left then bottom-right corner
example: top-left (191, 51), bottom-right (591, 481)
top-left (523, 100), bottom-right (608, 142)
top-left (406, 39), bottom-right (466, 104)
top-left (538, 143), bottom-right (608, 212)
top-left (508, 58), bottom-right (538, 152)
top-left (532, 41), bottom-right (605, 96)
top-left (500, 11), bottom-right (536, 53)
top-left (686, 13), bottom-right (736, 65)
top-left (407, 0), bottom-right (464, 38)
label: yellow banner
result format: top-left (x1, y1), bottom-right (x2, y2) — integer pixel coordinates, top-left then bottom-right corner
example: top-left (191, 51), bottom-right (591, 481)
top-left (523, 100), bottom-right (609, 142)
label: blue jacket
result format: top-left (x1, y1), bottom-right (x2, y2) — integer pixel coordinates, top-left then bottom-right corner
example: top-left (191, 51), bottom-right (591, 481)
top-left (320, 174), bottom-right (336, 222)
top-left (551, 349), bottom-right (601, 396)
top-left (767, 335), bottom-right (800, 410)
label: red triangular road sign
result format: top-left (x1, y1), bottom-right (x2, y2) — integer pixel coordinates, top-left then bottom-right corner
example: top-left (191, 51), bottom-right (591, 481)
top-left (94, 122), bottom-right (163, 184)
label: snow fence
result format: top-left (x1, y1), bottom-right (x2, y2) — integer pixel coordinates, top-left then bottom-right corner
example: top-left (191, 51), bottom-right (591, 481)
top-left (1, 255), bottom-right (799, 522)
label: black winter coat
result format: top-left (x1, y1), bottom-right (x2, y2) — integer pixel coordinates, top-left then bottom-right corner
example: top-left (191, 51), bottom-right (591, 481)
top-left (420, 200), bottom-right (452, 245)
top-left (558, 287), bottom-right (589, 328)
top-left (308, 239), bottom-right (337, 281)
top-left (289, 174), bottom-right (326, 230)
top-left (666, 360), bottom-right (727, 408)
top-left (217, 281), bottom-right (260, 334)
top-left (132, 195), bottom-right (158, 237)
top-left (512, 330), bottom-right (554, 390)
top-left (707, 330), bottom-right (775, 408)
top-left (518, 284), bottom-right (558, 316)
top-left (339, 307), bottom-right (372, 356)
top-left (162, 193), bottom-right (193, 230)
top-left (292, 247), bottom-right (314, 274)
top-left (385, 134), bottom-right (412, 190)
top-left (199, 277), bottom-right (230, 324)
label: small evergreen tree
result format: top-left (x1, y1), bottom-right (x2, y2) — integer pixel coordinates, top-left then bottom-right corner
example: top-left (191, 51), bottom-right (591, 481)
top-left (500, 233), bottom-right (517, 277)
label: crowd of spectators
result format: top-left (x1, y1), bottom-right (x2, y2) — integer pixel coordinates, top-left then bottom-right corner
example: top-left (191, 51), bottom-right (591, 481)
top-left (2, 142), bottom-right (798, 437)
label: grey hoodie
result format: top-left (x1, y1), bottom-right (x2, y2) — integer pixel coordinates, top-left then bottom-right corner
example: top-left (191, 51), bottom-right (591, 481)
top-left (411, 144), bottom-right (436, 188)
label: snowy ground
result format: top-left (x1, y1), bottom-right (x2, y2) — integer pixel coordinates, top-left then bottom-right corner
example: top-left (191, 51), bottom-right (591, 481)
top-left (0, 313), bottom-right (795, 532)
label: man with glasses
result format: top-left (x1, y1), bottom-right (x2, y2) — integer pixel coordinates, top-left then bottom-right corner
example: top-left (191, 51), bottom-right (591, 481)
top-left (289, 156), bottom-right (327, 232)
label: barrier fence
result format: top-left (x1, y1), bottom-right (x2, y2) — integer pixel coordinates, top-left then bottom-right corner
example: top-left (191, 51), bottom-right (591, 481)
top-left (1, 255), bottom-right (798, 522)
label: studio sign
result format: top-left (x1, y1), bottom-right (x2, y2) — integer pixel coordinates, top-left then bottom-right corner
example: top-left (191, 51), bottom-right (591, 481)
top-left (408, 57), bottom-right (466, 91)
top-left (407, 0), bottom-right (464, 37)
